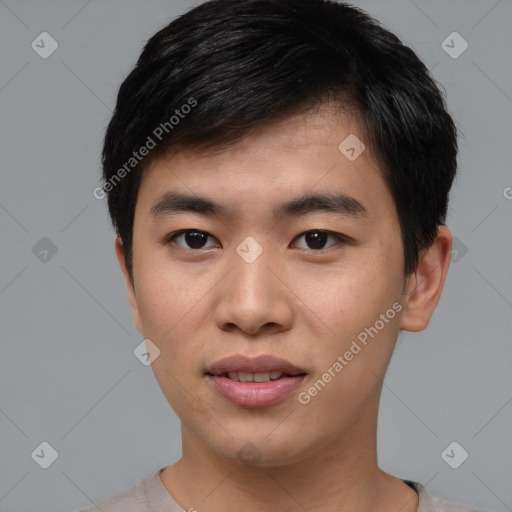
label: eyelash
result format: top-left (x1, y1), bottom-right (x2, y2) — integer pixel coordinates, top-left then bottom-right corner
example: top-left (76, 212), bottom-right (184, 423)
top-left (164, 229), bottom-right (348, 252)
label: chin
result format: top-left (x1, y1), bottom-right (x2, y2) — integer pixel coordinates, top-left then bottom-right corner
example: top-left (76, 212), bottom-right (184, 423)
top-left (205, 429), bottom-right (317, 469)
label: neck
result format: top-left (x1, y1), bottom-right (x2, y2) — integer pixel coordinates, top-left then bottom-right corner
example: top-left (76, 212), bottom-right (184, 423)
top-left (160, 402), bottom-right (418, 512)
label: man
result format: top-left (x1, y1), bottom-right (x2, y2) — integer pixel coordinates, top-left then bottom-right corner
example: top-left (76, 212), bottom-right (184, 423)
top-left (80, 0), bottom-right (483, 510)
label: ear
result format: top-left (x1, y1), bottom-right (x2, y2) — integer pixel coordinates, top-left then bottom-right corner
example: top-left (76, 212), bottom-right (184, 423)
top-left (114, 236), bottom-right (143, 335)
top-left (400, 226), bottom-right (452, 332)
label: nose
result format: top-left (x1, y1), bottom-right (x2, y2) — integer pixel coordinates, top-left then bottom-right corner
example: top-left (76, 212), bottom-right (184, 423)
top-left (213, 244), bottom-right (294, 337)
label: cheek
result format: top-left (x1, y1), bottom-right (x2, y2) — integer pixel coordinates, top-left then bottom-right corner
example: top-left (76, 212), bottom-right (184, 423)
top-left (292, 246), bottom-right (403, 342)
top-left (134, 259), bottom-right (215, 372)
top-left (135, 256), bottom-right (207, 332)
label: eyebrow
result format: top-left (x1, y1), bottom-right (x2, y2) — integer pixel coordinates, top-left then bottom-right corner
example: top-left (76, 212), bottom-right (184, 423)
top-left (149, 191), bottom-right (367, 220)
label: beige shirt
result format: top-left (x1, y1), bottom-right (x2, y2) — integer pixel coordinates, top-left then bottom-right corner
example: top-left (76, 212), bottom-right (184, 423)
top-left (74, 468), bottom-right (484, 512)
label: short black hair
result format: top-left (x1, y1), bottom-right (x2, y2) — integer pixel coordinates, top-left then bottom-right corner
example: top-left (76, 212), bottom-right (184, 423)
top-left (101, 0), bottom-right (458, 278)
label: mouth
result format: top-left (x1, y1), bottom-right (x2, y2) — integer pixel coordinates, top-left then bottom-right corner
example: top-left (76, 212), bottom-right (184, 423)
top-left (206, 354), bottom-right (307, 377)
top-left (210, 370), bottom-right (305, 382)
top-left (205, 355), bottom-right (307, 408)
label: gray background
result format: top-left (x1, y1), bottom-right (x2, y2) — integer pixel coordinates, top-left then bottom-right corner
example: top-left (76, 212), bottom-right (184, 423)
top-left (1, 1), bottom-right (511, 511)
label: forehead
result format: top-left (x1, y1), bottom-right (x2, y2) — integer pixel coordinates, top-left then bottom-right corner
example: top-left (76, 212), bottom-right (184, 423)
top-left (135, 105), bottom-right (392, 218)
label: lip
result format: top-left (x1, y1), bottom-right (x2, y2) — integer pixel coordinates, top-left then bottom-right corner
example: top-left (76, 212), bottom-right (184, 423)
top-left (205, 355), bottom-right (307, 408)
top-left (206, 354), bottom-right (306, 376)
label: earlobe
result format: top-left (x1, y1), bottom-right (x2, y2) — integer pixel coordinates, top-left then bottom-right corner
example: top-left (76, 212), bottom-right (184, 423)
top-left (399, 226), bottom-right (453, 332)
top-left (114, 237), bottom-right (143, 335)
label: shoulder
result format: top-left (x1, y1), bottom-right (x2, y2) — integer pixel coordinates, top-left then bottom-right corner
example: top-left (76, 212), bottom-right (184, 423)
top-left (405, 479), bottom-right (488, 512)
top-left (70, 469), bottom-right (184, 512)
top-left (72, 475), bottom-right (149, 512)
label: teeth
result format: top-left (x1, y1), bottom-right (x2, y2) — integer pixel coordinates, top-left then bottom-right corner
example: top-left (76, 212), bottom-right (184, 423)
top-left (226, 371), bottom-right (284, 382)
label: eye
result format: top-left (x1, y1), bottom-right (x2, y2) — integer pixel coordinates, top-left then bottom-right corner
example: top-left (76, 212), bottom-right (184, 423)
top-left (292, 230), bottom-right (343, 250)
top-left (167, 230), bottom-right (220, 250)
top-left (166, 229), bottom-right (345, 251)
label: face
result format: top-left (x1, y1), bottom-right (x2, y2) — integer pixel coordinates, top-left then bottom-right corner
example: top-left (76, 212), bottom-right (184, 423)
top-left (116, 106), bottom-right (445, 468)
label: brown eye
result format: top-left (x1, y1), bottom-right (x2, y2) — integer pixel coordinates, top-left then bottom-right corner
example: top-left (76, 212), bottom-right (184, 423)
top-left (170, 230), bottom-right (219, 249)
top-left (293, 230), bottom-right (341, 250)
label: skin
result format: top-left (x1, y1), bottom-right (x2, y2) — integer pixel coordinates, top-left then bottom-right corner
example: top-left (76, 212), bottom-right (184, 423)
top-left (115, 104), bottom-right (452, 512)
